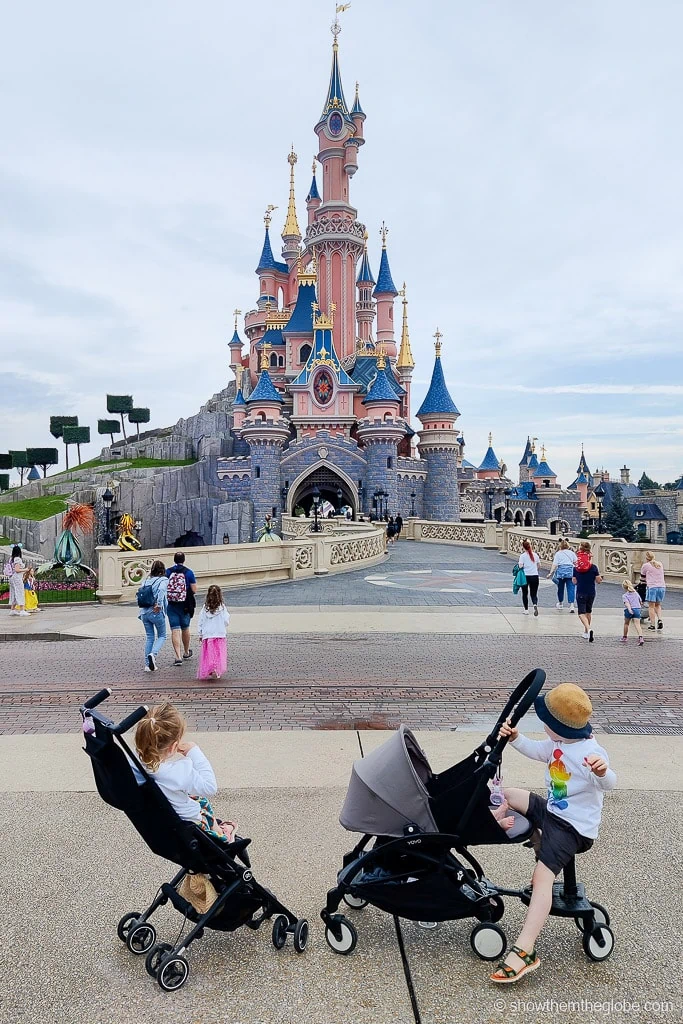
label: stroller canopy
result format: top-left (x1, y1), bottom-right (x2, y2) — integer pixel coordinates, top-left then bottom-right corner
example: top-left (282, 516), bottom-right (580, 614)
top-left (339, 726), bottom-right (438, 838)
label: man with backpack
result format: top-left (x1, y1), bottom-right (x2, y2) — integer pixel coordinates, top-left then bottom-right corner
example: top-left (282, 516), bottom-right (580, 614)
top-left (165, 552), bottom-right (197, 667)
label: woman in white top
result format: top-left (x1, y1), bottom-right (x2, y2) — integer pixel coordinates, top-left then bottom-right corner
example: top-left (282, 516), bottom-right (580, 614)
top-left (518, 539), bottom-right (540, 616)
top-left (7, 546), bottom-right (29, 616)
top-left (550, 539), bottom-right (578, 613)
top-left (197, 584), bottom-right (231, 680)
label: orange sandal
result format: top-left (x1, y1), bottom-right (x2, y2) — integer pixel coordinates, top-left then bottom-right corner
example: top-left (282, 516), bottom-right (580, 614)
top-left (490, 946), bottom-right (540, 984)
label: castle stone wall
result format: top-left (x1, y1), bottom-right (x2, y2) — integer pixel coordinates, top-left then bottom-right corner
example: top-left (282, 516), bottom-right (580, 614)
top-left (421, 450), bottom-right (461, 521)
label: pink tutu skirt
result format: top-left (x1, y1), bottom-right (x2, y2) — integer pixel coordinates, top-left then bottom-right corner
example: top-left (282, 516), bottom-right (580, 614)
top-left (197, 637), bottom-right (227, 679)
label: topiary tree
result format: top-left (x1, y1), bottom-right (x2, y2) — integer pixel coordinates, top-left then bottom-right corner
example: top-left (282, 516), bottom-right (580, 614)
top-left (638, 472), bottom-right (659, 490)
top-left (603, 483), bottom-right (636, 541)
top-left (50, 415), bottom-right (79, 470)
top-left (62, 425), bottom-right (91, 466)
top-left (0, 473), bottom-right (9, 492)
top-left (106, 395), bottom-right (133, 441)
top-left (98, 419), bottom-right (122, 446)
top-left (26, 447), bottom-right (59, 477)
top-left (0, 453), bottom-right (11, 471)
top-left (9, 450), bottom-right (29, 486)
top-left (128, 406), bottom-right (150, 439)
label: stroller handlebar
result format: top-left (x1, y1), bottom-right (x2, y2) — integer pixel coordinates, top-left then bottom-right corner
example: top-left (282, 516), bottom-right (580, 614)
top-left (113, 705), bottom-right (149, 735)
top-left (484, 668), bottom-right (546, 754)
top-left (82, 688), bottom-right (112, 711)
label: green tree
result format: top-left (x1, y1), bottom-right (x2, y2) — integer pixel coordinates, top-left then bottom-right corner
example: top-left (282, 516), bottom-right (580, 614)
top-left (106, 395), bottom-right (133, 441)
top-left (26, 447), bottom-right (59, 477)
top-left (662, 481), bottom-right (678, 490)
top-left (98, 419), bottom-right (122, 446)
top-left (49, 415), bottom-right (79, 471)
top-left (603, 484), bottom-right (636, 541)
top-left (128, 406), bottom-right (150, 439)
top-left (0, 473), bottom-right (9, 492)
top-left (62, 425), bottom-right (91, 466)
top-left (638, 472), bottom-right (659, 490)
top-left (0, 453), bottom-right (11, 471)
top-left (9, 450), bottom-right (29, 486)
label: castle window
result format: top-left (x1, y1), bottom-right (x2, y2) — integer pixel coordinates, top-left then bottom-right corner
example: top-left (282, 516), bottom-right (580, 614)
top-left (255, 467), bottom-right (260, 478)
top-left (278, 355), bottom-right (284, 367)
top-left (299, 343), bottom-right (312, 363)
top-left (387, 456), bottom-right (393, 469)
top-left (270, 352), bottom-right (278, 367)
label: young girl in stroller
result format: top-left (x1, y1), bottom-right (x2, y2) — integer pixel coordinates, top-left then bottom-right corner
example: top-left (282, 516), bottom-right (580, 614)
top-left (135, 703), bottom-right (238, 843)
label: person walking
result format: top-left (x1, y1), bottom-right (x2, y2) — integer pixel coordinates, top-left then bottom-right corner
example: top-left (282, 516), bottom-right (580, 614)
top-left (518, 539), bottom-right (540, 616)
top-left (395, 513), bottom-right (403, 540)
top-left (573, 542), bottom-right (603, 642)
top-left (137, 559), bottom-right (168, 672)
top-left (640, 550), bottom-right (666, 632)
top-left (386, 516), bottom-right (396, 544)
top-left (5, 545), bottom-right (29, 617)
top-left (550, 539), bottom-right (577, 612)
top-left (197, 585), bottom-right (230, 680)
top-left (621, 580), bottom-right (644, 646)
top-left (166, 552), bottom-right (197, 667)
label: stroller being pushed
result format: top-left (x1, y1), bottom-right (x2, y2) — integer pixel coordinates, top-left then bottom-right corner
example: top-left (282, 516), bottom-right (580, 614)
top-left (80, 689), bottom-right (308, 992)
top-left (322, 669), bottom-right (614, 965)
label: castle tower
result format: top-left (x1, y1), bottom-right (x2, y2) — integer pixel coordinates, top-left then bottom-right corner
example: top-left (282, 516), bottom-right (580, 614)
top-left (356, 351), bottom-right (404, 517)
top-left (477, 432), bottom-right (501, 481)
top-left (396, 283), bottom-right (415, 421)
top-left (355, 232), bottom-right (375, 347)
top-left (240, 362), bottom-right (290, 537)
top-left (305, 159), bottom-right (322, 228)
top-left (305, 17), bottom-right (366, 362)
top-left (281, 147), bottom-right (302, 272)
top-left (417, 331), bottom-right (461, 521)
top-left (228, 309), bottom-right (244, 377)
top-left (373, 223), bottom-right (398, 359)
top-left (533, 446), bottom-right (559, 490)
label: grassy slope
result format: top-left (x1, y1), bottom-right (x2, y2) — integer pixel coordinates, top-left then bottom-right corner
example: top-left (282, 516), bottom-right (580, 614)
top-left (0, 495), bottom-right (69, 521)
top-left (51, 456), bottom-right (196, 477)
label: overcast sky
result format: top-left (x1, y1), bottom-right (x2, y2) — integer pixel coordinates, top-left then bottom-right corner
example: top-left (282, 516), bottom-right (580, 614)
top-left (2, 0), bottom-right (682, 488)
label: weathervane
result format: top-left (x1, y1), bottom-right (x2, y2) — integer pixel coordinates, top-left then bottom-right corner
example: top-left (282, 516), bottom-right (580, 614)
top-left (380, 220), bottom-right (388, 248)
top-left (233, 308), bottom-right (242, 332)
top-left (433, 327), bottom-right (443, 357)
top-left (332, 3), bottom-right (351, 44)
top-left (264, 204), bottom-right (278, 229)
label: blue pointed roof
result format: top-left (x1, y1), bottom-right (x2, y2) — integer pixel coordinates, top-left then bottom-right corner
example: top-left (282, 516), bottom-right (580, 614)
top-left (233, 389), bottom-right (246, 407)
top-left (519, 437), bottom-right (533, 465)
top-left (306, 171), bottom-right (320, 202)
top-left (348, 355), bottom-right (405, 396)
top-left (576, 471), bottom-right (588, 484)
top-left (351, 86), bottom-right (365, 117)
top-left (462, 459), bottom-right (476, 470)
top-left (258, 325), bottom-right (285, 347)
top-left (357, 248), bottom-right (375, 285)
top-left (527, 452), bottom-right (539, 471)
top-left (677, 476), bottom-right (683, 491)
top-left (229, 328), bottom-right (242, 348)
top-left (256, 226), bottom-right (289, 275)
top-left (511, 481), bottom-right (537, 499)
top-left (373, 247), bottom-right (398, 296)
top-left (318, 42), bottom-right (355, 128)
top-left (289, 322), bottom-right (356, 387)
top-left (283, 282), bottom-right (317, 334)
top-left (478, 446), bottom-right (500, 472)
top-left (248, 369), bottom-right (284, 404)
top-left (362, 366), bottom-right (400, 405)
top-left (577, 449), bottom-right (590, 475)
top-left (534, 460), bottom-right (556, 478)
top-left (27, 465), bottom-right (41, 481)
top-left (416, 354), bottom-right (459, 418)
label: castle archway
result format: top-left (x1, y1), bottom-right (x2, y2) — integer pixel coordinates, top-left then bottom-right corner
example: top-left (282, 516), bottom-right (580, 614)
top-left (287, 461), bottom-right (358, 518)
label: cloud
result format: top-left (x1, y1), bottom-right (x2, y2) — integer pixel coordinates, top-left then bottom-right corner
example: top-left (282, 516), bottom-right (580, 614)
top-left (464, 384), bottom-right (683, 396)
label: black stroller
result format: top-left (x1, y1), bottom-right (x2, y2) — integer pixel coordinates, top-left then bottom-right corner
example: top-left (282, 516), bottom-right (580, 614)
top-left (80, 689), bottom-right (308, 992)
top-left (321, 669), bottom-right (614, 964)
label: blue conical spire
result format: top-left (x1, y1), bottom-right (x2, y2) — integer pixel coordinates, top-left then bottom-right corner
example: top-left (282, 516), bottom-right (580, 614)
top-left (373, 245), bottom-right (397, 297)
top-left (417, 339), bottom-right (459, 418)
top-left (351, 81), bottom-right (365, 118)
top-left (248, 369), bottom-right (284, 404)
top-left (357, 245), bottom-right (375, 285)
top-left (362, 366), bottom-right (400, 405)
top-left (318, 38), bottom-right (354, 126)
top-left (519, 437), bottom-right (533, 465)
top-left (306, 162), bottom-right (320, 202)
top-left (256, 225), bottom-right (277, 272)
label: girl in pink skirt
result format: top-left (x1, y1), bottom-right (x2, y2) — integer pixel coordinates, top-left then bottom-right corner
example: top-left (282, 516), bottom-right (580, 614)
top-left (197, 585), bottom-right (230, 680)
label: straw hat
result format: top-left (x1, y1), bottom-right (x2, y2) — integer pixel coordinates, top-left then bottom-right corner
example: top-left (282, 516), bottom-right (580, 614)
top-left (534, 683), bottom-right (593, 740)
top-left (179, 873), bottom-right (219, 915)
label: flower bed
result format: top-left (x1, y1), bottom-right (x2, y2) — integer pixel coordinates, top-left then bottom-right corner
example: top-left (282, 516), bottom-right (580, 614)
top-left (1, 567), bottom-right (98, 604)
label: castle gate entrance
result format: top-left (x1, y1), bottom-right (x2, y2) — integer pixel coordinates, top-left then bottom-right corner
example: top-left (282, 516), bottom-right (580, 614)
top-left (288, 465), bottom-right (358, 518)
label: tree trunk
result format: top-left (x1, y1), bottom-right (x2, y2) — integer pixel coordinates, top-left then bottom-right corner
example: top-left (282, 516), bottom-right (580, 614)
top-left (19, 468), bottom-right (25, 486)
top-left (136, 422), bottom-right (140, 439)
top-left (41, 464), bottom-right (47, 477)
top-left (120, 413), bottom-right (127, 441)
top-left (109, 433), bottom-right (115, 446)
top-left (76, 443), bottom-right (82, 465)
top-left (64, 442), bottom-right (70, 471)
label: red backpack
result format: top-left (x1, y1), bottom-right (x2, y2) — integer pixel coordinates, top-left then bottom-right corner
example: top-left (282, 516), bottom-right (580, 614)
top-left (167, 568), bottom-right (188, 603)
top-left (575, 551), bottom-right (591, 573)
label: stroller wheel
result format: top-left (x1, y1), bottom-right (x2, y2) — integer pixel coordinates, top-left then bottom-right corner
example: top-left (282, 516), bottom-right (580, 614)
top-left (157, 954), bottom-right (190, 992)
top-left (293, 918), bottom-right (309, 953)
top-left (342, 893), bottom-right (368, 910)
top-left (582, 924), bottom-right (615, 962)
top-left (126, 922), bottom-right (157, 956)
top-left (575, 901), bottom-right (610, 933)
top-left (272, 914), bottom-right (289, 950)
top-left (116, 911), bottom-right (141, 943)
top-left (470, 922), bottom-right (507, 961)
top-left (325, 916), bottom-right (357, 956)
top-left (484, 895), bottom-right (505, 923)
top-left (145, 942), bottom-right (173, 979)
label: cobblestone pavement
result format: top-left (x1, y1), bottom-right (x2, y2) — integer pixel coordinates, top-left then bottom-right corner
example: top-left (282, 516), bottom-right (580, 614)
top-left (4, 632), bottom-right (682, 733)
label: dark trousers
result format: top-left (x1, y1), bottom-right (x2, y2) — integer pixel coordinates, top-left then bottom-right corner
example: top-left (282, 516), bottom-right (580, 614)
top-left (521, 575), bottom-right (540, 610)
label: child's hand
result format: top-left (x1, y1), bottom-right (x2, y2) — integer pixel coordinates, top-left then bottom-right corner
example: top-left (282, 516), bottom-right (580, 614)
top-left (584, 754), bottom-right (608, 777)
top-left (498, 718), bottom-right (519, 742)
top-left (177, 740), bottom-right (196, 756)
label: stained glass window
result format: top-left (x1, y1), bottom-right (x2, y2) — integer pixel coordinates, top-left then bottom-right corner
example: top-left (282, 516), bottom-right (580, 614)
top-left (314, 370), bottom-right (333, 405)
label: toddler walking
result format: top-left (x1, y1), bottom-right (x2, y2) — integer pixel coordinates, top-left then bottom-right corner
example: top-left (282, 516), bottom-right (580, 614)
top-left (490, 683), bottom-right (616, 984)
top-left (135, 702), bottom-right (236, 842)
top-left (197, 585), bottom-right (230, 680)
top-left (622, 580), bottom-right (644, 646)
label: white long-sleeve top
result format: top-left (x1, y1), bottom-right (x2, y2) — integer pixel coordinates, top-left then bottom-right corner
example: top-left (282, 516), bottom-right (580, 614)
top-left (518, 551), bottom-right (539, 576)
top-left (198, 604), bottom-right (230, 639)
top-left (133, 745), bottom-right (218, 823)
top-left (511, 733), bottom-right (616, 839)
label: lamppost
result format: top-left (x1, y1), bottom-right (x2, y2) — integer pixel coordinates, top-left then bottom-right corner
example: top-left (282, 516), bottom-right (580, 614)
top-left (485, 486), bottom-right (495, 519)
top-left (336, 487), bottom-right (343, 514)
top-left (504, 488), bottom-right (512, 522)
top-left (594, 482), bottom-right (605, 534)
top-left (102, 487), bottom-right (115, 545)
top-left (379, 489), bottom-right (388, 520)
top-left (410, 491), bottom-right (416, 516)
top-left (280, 482), bottom-right (289, 511)
top-left (311, 485), bottom-right (321, 533)
top-left (357, 482), bottom-right (364, 518)
top-left (372, 489), bottom-right (379, 520)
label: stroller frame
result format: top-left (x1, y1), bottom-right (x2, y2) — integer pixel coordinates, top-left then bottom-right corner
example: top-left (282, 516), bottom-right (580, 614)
top-left (80, 688), bottom-right (308, 992)
top-left (322, 669), bottom-right (615, 964)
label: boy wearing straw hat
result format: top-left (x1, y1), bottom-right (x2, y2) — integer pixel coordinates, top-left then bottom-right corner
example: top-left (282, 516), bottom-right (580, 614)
top-left (490, 683), bottom-right (616, 984)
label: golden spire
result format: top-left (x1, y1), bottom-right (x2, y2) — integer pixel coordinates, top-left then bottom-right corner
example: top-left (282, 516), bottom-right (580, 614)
top-left (233, 308), bottom-right (242, 332)
top-left (312, 301), bottom-right (336, 330)
top-left (433, 327), bottom-right (443, 358)
top-left (531, 436), bottom-right (538, 453)
top-left (396, 283), bottom-right (415, 370)
top-left (541, 444), bottom-right (547, 461)
top-left (282, 147), bottom-right (301, 239)
top-left (312, 157), bottom-right (317, 175)
top-left (376, 344), bottom-right (386, 370)
top-left (363, 228), bottom-right (369, 250)
top-left (260, 339), bottom-right (273, 370)
top-left (380, 220), bottom-right (389, 249)
top-left (488, 431), bottom-right (493, 447)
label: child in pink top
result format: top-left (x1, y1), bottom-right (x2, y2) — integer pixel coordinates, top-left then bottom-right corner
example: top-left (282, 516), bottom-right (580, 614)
top-left (621, 581), bottom-right (644, 646)
top-left (640, 551), bottom-right (665, 632)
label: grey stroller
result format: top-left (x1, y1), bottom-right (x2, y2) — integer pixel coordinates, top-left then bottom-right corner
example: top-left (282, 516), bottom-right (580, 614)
top-left (321, 669), bottom-right (615, 964)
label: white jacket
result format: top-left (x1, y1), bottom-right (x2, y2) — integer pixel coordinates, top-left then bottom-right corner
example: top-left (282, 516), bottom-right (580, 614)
top-left (198, 604), bottom-right (230, 639)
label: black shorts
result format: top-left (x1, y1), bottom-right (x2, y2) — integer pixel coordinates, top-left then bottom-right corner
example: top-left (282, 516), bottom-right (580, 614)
top-left (576, 594), bottom-right (594, 615)
top-left (526, 792), bottom-right (593, 875)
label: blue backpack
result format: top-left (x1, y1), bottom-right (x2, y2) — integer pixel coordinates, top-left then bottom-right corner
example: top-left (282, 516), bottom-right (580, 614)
top-left (136, 579), bottom-right (157, 609)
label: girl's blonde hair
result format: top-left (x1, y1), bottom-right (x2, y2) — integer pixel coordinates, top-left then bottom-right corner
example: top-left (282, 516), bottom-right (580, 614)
top-left (135, 703), bottom-right (185, 772)
top-left (579, 541), bottom-right (592, 553)
top-left (622, 579), bottom-right (636, 592)
top-left (559, 538), bottom-right (570, 550)
top-left (645, 550), bottom-right (662, 570)
top-left (205, 584), bottom-right (223, 614)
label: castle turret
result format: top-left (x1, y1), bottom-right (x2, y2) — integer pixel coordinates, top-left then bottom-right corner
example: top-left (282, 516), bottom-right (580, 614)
top-left (477, 432), bottom-right (501, 481)
top-left (356, 351), bottom-right (404, 517)
top-left (281, 147), bottom-right (302, 271)
top-left (255, 209), bottom-right (280, 310)
top-left (356, 231), bottom-right (375, 347)
top-left (396, 283), bottom-right (415, 421)
top-left (373, 223), bottom-right (398, 359)
top-left (533, 447), bottom-right (559, 490)
top-left (228, 309), bottom-right (244, 377)
top-left (232, 388), bottom-right (246, 430)
top-left (306, 158), bottom-right (321, 228)
top-left (240, 364), bottom-right (290, 538)
top-left (416, 331), bottom-right (461, 521)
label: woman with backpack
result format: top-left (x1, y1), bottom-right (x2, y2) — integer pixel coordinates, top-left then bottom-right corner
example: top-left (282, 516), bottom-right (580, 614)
top-left (6, 545), bottom-right (29, 617)
top-left (137, 559), bottom-right (168, 672)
